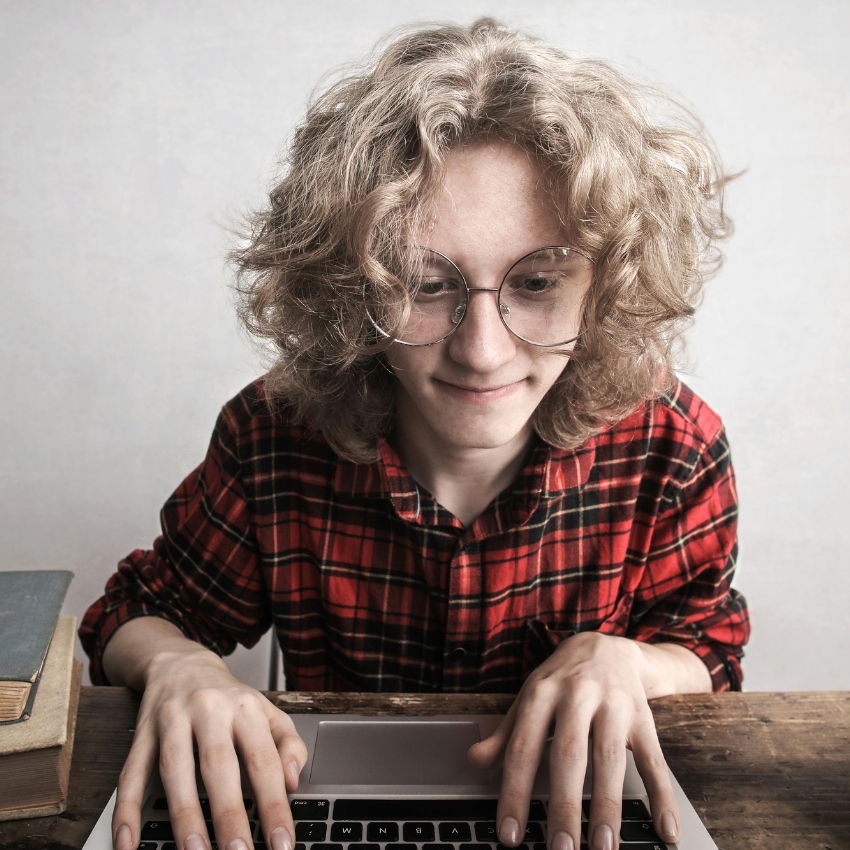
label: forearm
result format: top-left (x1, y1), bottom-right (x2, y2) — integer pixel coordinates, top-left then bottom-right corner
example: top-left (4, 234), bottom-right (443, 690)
top-left (102, 615), bottom-right (226, 692)
top-left (636, 640), bottom-right (712, 698)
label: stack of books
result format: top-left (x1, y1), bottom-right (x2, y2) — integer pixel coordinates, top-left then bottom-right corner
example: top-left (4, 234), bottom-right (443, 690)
top-left (0, 570), bottom-right (81, 820)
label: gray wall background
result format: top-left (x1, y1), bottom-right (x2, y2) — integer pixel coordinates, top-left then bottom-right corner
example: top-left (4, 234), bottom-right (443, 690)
top-left (1, 0), bottom-right (848, 692)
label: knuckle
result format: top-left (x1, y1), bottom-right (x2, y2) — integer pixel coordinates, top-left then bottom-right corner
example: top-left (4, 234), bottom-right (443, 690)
top-left (159, 742), bottom-right (188, 772)
top-left (244, 745), bottom-right (282, 775)
top-left (591, 793), bottom-right (622, 818)
top-left (287, 737), bottom-right (309, 765)
top-left (640, 745), bottom-right (668, 772)
top-left (524, 677), bottom-right (557, 703)
top-left (504, 734), bottom-right (538, 763)
top-left (546, 799), bottom-right (583, 823)
top-left (198, 740), bottom-right (237, 773)
top-left (551, 735), bottom-right (586, 765)
top-left (189, 687), bottom-right (227, 714)
top-left (594, 739), bottom-right (625, 766)
top-left (232, 691), bottom-right (263, 717)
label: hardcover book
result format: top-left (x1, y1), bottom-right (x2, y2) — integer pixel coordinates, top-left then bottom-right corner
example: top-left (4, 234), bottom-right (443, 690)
top-left (0, 616), bottom-right (82, 820)
top-left (0, 569), bottom-right (73, 723)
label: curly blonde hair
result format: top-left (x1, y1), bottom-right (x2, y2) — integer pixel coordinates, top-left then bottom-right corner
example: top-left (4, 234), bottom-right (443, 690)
top-left (232, 18), bottom-right (732, 463)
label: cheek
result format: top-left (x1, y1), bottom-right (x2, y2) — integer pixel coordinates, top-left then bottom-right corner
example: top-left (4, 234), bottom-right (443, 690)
top-left (384, 345), bottom-right (436, 387)
top-left (532, 352), bottom-right (570, 393)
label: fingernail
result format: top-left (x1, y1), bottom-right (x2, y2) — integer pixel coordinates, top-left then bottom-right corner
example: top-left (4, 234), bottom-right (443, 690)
top-left (499, 816), bottom-right (520, 846)
top-left (660, 810), bottom-right (678, 839)
top-left (115, 824), bottom-right (132, 850)
top-left (271, 826), bottom-right (293, 850)
top-left (184, 835), bottom-right (207, 850)
top-left (591, 824), bottom-right (613, 850)
top-left (226, 840), bottom-right (248, 850)
top-left (288, 760), bottom-right (300, 784)
top-left (551, 830), bottom-right (575, 850)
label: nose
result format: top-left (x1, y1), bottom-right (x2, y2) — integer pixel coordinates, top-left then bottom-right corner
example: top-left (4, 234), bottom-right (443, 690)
top-left (447, 288), bottom-right (517, 373)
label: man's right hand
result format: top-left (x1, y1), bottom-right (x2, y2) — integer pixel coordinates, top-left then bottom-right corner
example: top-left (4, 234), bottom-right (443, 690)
top-left (103, 617), bottom-right (307, 850)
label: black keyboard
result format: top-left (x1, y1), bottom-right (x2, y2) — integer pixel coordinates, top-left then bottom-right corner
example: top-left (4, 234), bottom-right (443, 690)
top-left (139, 797), bottom-right (669, 850)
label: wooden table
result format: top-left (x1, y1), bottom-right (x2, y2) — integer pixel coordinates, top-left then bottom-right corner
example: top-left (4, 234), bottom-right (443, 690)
top-left (1, 689), bottom-right (848, 850)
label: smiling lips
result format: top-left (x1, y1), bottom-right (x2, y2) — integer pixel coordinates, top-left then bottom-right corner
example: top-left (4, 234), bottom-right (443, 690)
top-left (434, 377), bottom-right (528, 403)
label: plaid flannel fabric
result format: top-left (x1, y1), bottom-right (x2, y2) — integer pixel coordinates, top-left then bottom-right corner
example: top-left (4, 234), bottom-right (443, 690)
top-left (81, 378), bottom-right (749, 692)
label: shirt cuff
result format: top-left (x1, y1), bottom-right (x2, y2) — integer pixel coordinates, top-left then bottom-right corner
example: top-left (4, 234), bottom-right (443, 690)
top-left (690, 642), bottom-right (743, 692)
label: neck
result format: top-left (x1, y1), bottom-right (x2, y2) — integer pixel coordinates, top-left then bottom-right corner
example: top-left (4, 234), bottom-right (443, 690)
top-left (390, 394), bottom-right (534, 528)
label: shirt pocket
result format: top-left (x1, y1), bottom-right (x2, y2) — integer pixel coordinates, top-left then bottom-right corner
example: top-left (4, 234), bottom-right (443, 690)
top-left (522, 618), bottom-right (576, 678)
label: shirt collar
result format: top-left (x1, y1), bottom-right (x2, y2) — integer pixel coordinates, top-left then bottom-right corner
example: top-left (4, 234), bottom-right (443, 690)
top-left (334, 434), bottom-right (596, 528)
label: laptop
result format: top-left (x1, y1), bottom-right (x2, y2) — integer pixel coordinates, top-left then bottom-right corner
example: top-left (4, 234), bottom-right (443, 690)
top-left (82, 714), bottom-right (717, 850)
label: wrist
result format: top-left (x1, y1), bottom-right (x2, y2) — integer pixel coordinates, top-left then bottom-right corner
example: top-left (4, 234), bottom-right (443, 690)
top-left (142, 644), bottom-right (228, 689)
top-left (635, 641), bottom-right (712, 698)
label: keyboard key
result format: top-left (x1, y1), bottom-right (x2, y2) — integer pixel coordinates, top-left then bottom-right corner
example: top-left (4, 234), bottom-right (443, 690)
top-left (497, 844), bottom-right (527, 850)
top-left (461, 844), bottom-right (493, 850)
top-left (141, 822), bottom-right (174, 841)
top-left (368, 822), bottom-right (400, 842)
top-left (528, 801), bottom-right (546, 822)
top-left (332, 822), bottom-right (364, 841)
top-left (162, 844), bottom-right (177, 850)
top-left (475, 822), bottom-right (497, 841)
top-left (621, 822), bottom-right (661, 842)
top-left (139, 844), bottom-right (158, 850)
top-left (524, 823), bottom-right (544, 841)
top-left (311, 845), bottom-right (343, 850)
top-left (622, 800), bottom-right (651, 821)
top-left (152, 798), bottom-right (168, 810)
top-left (295, 822), bottom-right (328, 841)
top-left (350, 844), bottom-right (381, 850)
top-left (404, 822), bottom-right (436, 841)
top-left (386, 844), bottom-right (417, 850)
top-left (291, 799), bottom-right (331, 820)
top-left (440, 823), bottom-right (472, 841)
top-left (622, 845), bottom-right (668, 850)
top-left (295, 844), bottom-right (306, 850)
top-left (423, 845), bottom-right (455, 850)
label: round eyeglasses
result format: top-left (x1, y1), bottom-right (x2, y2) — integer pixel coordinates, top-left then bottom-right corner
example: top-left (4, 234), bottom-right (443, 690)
top-left (371, 246), bottom-right (595, 347)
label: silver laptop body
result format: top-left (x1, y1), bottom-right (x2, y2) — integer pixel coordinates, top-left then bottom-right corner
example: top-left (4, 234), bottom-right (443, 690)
top-left (82, 714), bottom-right (717, 850)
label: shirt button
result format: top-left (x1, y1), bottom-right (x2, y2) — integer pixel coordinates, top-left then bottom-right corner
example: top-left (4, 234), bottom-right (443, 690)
top-left (450, 647), bottom-right (467, 662)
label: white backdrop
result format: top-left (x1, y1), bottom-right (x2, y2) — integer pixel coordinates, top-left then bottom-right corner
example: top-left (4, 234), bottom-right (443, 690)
top-left (1, 0), bottom-right (848, 692)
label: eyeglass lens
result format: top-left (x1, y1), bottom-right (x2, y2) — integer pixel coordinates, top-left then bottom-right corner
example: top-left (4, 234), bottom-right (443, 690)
top-left (394, 247), bottom-right (593, 346)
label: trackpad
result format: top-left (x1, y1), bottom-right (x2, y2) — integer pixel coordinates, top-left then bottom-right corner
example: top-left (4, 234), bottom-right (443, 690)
top-left (310, 720), bottom-right (488, 785)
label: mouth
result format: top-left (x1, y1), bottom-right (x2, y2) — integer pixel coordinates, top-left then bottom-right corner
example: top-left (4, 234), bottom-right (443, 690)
top-left (434, 377), bottom-right (527, 403)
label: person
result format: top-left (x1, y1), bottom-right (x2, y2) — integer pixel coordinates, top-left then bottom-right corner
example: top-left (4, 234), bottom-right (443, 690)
top-left (80, 18), bottom-right (750, 850)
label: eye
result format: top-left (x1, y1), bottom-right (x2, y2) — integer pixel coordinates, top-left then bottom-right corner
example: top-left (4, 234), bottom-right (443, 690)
top-left (412, 277), bottom-right (461, 299)
top-left (516, 275), bottom-right (558, 293)
top-left (504, 272), bottom-right (564, 299)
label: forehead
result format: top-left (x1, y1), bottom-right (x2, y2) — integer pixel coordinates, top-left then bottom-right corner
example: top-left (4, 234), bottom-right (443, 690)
top-left (422, 142), bottom-right (568, 268)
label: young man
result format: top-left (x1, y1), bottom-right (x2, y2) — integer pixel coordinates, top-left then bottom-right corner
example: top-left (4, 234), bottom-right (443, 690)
top-left (80, 19), bottom-right (749, 850)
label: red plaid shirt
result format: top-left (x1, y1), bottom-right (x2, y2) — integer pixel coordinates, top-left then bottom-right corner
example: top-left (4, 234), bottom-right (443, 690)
top-left (80, 378), bottom-right (749, 693)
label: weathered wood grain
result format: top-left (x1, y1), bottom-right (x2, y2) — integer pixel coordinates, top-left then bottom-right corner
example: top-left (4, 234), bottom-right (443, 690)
top-left (1, 689), bottom-right (848, 850)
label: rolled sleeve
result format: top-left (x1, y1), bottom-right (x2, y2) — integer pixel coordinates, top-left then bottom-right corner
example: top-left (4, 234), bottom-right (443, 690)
top-left (79, 407), bottom-right (272, 684)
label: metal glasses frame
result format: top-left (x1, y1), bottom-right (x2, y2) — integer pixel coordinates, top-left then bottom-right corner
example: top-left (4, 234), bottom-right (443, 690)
top-left (374, 245), bottom-right (595, 348)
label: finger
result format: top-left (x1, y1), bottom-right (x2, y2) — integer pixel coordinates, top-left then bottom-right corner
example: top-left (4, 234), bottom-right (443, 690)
top-left (496, 682), bottom-right (558, 847)
top-left (629, 715), bottom-right (680, 845)
top-left (587, 707), bottom-right (628, 850)
top-left (113, 715), bottom-right (158, 850)
top-left (193, 695), bottom-right (253, 850)
top-left (236, 703), bottom-right (300, 850)
top-left (157, 711), bottom-right (211, 850)
top-left (546, 701), bottom-right (594, 850)
top-left (467, 701), bottom-right (519, 769)
top-left (267, 703), bottom-right (309, 792)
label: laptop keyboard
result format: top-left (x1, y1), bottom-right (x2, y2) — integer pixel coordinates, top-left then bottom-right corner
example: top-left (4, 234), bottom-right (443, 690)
top-left (139, 796), bottom-right (669, 850)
